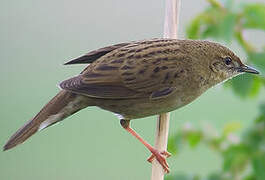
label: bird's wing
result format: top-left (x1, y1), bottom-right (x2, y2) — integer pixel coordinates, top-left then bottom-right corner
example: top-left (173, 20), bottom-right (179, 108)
top-left (60, 39), bottom-right (187, 99)
top-left (63, 38), bottom-right (166, 65)
top-left (64, 42), bottom-right (131, 65)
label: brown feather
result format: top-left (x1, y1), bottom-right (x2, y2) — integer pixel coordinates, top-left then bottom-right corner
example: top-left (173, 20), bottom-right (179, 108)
top-left (60, 39), bottom-right (188, 99)
top-left (3, 90), bottom-right (90, 151)
top-left (63, 38), bottom-right (172, 65)
top-left (64, 42), bottom-right (130, 65)
top-left (60, 75), bottom-right (145, 99)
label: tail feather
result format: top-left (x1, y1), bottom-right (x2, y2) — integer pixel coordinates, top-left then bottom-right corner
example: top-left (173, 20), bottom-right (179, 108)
top-left (3, 90), bottom-right (90, 151)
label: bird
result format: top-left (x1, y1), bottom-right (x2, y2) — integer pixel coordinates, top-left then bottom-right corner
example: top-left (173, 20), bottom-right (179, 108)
top-left (3, 38), bottom-right (259, 173)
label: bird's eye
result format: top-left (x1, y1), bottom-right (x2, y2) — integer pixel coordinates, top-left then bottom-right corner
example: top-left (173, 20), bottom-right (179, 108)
top-left (225, 57), bottom-right (232, 65)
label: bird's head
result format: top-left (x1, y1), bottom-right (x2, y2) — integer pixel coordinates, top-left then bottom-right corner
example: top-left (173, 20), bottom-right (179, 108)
top-left (202, 41), bottom-right (259, 84)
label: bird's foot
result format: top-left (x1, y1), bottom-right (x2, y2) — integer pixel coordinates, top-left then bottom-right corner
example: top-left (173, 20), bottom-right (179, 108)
top-left (119, 119), bottom-right (171, 173)
top-left (147, 150), bottom-right (171, 173)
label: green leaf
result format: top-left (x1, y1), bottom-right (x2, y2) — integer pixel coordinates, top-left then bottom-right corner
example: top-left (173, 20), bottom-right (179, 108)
top-left (202, 24), bottom-right (220, 39)
top-left (249, 52), bottom-right (265, 75)
top-left (187, 131), bottom-right (202, 148)
top-left (255, 114), bottom-right (265, 123)
top-left (223, 145), bottom-right (250, 173)
top-left (230, 73), bottom-right (255, 98)
top-left (186, 11), bottom-right (215, 39)
top-left (259, 103), bottom-right (265, 116)
top-left (218, 13), bottom-right (236, 42)
top-left (187, 16), bottom-right (201, 39)
top-left (168, 134), bottom-right (183, 155)
top-left (249, 76), bottom-right (262, 97)
top-left (242, 119), bottom-right (265, 150)
top-left (253, 103), bottom-right (265, 124)
top-left (244, 174), bottom-right (256, 180)
top-left (223, 122), bottom-right (241, 136)
top-left (186, 7), bottom-right (225, 40)
top-left (252, 154), bottom-right (265, 180)
top-left (201, 8), bottom-right (224, 39)
top-left (243, 3), bottom-right (265, 30)
top-left (207, 172), bottom-right (223, 180)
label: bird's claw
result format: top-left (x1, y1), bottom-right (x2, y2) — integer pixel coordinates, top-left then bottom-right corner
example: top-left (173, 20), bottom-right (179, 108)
top-left (147, 150), bottom-right (171, 173)
top-left (147, 151), bottom-right (171, 162)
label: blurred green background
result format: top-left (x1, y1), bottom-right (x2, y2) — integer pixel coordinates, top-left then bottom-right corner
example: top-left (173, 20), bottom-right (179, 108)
top-left (0, 0), bottom-right (264, 179)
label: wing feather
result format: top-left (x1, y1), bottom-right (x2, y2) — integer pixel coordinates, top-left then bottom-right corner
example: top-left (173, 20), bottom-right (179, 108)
top-left (64, 42), bottom-right (130, 65)
top-left (60, 75), bottom-right (145, 99)
top-left (60, 39), bottom-right (188, 100)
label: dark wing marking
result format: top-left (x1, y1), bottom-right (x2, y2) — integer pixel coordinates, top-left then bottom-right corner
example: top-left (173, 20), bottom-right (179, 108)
top-left (64, 42), bottom-right (130, 65)
top-left (59, 75), bottom-right (145, 99)
top-left (150, 87), bottom-right (176, 100)
top-left (63, 38), bottom-right (171, 65)
top-left (60, 38), bottom-right (185, 99)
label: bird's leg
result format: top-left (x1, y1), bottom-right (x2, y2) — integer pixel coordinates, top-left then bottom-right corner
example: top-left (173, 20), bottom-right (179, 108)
top-left (120, 119), bottom-right (170, 173)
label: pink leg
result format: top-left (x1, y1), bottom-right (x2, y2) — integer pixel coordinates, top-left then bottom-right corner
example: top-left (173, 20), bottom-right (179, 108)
top-left (147, 151), bottom-right (171, 163)
top-left (120, 120), bottom-right (170, 173)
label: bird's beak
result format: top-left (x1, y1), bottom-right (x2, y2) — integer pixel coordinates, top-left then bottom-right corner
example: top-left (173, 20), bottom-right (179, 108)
top-left (238, 65), bottom-right (259, 74)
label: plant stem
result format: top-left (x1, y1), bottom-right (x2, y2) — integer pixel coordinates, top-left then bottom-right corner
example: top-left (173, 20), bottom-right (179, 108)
top-left (151, 0), bottom-right (181, 180)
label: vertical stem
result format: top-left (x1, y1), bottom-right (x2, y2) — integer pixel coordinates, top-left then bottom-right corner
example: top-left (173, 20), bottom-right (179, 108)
top-left (163, 0), bottom-right (180, 39)
top-left (151, 0), bottom-right (181, 180)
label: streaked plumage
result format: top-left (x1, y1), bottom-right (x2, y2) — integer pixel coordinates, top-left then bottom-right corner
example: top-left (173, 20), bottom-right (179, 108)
top-left (4, 38), bottom-right (259, 172)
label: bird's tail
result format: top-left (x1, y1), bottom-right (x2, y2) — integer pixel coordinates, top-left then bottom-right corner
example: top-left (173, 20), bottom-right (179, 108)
top-left (3, 90), bottom-right (90, 151)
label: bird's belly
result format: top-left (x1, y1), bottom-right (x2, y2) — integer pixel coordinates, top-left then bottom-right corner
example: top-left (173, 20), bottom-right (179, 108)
top-left (94, 94), bottom-right (195, 119)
